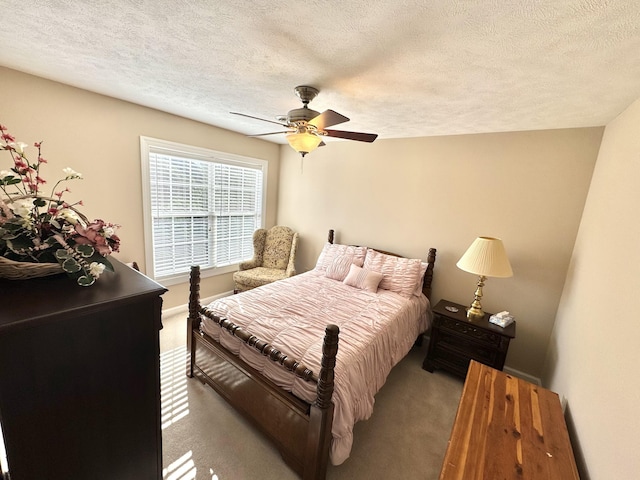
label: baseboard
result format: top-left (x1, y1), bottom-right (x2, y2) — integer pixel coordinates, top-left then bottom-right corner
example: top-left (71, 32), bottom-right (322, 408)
top-left (503, 365), bottom-right (541, 385)
top-left (161, 290), bottom-right (234, 318)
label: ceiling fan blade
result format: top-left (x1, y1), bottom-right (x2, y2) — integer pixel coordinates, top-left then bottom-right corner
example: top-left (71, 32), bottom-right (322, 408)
top-left (308, 109), bottom-right (350, 130)
top-left (231, 112), bottom-right (289, 127)
top-left (248, 131), bottom-right (291, 137)
top-left (324, 129), bottom-right (378, 143)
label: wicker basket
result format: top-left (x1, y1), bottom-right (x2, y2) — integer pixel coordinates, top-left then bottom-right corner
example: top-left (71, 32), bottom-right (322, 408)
top-left (0, 256), bottom-right (63, 280)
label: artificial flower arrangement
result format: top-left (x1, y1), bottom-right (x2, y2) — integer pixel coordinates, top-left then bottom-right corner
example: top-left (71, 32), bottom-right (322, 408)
top-left (0, 123), bottom-right (120, 286)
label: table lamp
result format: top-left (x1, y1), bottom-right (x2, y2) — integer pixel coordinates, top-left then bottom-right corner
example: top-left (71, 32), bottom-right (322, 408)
top-left (456, 237), bottom-right (513, 320)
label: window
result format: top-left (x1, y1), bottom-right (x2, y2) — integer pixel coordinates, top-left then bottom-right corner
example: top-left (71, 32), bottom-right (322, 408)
top-left (140, 137), bottom-right (267, 285)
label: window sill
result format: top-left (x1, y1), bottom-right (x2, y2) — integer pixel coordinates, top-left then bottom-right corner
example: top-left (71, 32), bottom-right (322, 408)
top-left (154, 263), bottom-right (238, 287)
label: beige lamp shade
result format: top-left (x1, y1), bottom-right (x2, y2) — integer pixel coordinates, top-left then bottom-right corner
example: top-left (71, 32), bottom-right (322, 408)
top-left (286, 132), bottom-right (322, 156)
top-left (456, 237), bottom-right (513, 278)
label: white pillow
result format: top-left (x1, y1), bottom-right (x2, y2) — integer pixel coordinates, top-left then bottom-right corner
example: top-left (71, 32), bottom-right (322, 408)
top-left (325, 253), bottom-right (365, 281)
top-left (343, 264), bottom-right (383, 293)
top-left (315, 242), bottom-right (367, 271)
top-left (363, 249), bottom-right (424, 298)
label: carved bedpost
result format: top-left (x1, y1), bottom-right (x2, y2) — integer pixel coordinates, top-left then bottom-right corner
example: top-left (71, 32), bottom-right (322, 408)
top-left (327, 229), bottom-right (334, 244)
top-left (316, 324), bottom-right (339, 408)
top-left (423, 248), bottom-right (437, 300)
top-left (304, 324), bottom-right (339, 480)
top-left (187, 265), bottom-right (201, 378)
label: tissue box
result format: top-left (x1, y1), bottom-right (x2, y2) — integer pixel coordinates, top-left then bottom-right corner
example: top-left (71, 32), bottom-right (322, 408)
top-left (489, 312), bottom-right (515, 328)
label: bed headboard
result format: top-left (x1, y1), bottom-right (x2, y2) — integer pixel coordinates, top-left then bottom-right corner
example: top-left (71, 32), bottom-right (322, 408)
top-left (327, 229), bottom-right (436, 300)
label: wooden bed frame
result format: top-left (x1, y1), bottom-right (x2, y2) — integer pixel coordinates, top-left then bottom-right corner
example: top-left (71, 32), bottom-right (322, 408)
top-left (187, 230), bottom-right (436, 479)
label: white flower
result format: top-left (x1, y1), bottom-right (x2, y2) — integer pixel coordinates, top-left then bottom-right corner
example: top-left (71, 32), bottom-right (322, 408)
top-left (0, 170), bottom-right (13, 179)
top-left (103, 226), bottom-right (115, 238)
top-left (62, 167), bottom-right (83, 180)
top-left (9, 142), bottom-right (29, 154)
top-left (89, 262), bottom-right (106, 278)
top-left (10, 198), bottom-right (34, 218)
top-left (55, 208), bottom-right (81, 225)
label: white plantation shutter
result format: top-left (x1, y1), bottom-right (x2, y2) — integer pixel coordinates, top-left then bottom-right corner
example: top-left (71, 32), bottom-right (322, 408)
top-left (212, 163), bottom-right (262, 266)
top-left (142, 137), bottom-right (266, 281)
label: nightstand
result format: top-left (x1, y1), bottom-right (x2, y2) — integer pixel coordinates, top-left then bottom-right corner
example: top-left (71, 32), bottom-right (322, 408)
top-left (423, 299), bottom-right (516, 378)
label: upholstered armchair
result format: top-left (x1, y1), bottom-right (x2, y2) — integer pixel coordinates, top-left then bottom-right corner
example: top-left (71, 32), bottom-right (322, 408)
top-left (233, 225), bottom-right (299, 293)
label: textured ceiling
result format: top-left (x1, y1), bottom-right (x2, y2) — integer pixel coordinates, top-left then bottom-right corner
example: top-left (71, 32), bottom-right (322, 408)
top-left (1, 1), bottom-right (639, 144)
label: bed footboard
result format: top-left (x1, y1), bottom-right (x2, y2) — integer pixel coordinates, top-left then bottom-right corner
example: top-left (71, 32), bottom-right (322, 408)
top-left (187, 265), bottom-right (339, 480)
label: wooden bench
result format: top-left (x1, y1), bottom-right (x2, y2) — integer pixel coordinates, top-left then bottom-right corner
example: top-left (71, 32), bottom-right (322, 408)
top-left (440, 360), bottom-right (579, 479)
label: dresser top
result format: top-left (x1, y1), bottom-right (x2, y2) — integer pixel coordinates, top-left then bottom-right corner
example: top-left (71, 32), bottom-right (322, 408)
top-left (0, 259), bottom-right (167, 332)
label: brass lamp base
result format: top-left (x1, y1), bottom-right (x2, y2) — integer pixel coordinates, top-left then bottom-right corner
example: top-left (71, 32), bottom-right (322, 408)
top-left (466, 304), bottom-right (485, 320)
top-left (466, 275), bottom-right (487, 321)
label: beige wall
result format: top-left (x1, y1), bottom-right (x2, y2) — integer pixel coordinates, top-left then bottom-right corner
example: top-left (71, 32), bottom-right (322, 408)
top-left (2, 66), bottom-right (606, 380)
top-left (542, 97), bottom-right (640, 478)
top-left (0, 67), bottom-right (280, 308)
top-left (277, 128), bottom-right (603, 377)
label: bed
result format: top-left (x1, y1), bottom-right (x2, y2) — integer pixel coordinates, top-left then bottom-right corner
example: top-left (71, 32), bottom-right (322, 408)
top-left (187, 230), bottom-right (436, 479)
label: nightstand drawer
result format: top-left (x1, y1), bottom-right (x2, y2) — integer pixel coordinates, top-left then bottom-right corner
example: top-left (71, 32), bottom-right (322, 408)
top-left (428, 350), bottom-right (471, 377)
top-left (438, 316), bottom-right (502, 347)
top-left (435, 329), bottom-right (500, 365)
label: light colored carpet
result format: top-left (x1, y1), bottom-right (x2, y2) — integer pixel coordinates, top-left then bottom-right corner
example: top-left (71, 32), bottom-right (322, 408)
top-left (159, 311), bottom-right (463, 480)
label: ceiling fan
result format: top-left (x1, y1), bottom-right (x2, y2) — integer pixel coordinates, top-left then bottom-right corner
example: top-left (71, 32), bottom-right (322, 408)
top-left (231, 85), bottom-right (378, 157)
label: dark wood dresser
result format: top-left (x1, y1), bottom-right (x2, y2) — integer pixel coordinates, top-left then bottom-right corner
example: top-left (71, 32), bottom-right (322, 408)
top-left (0, 259), bottom-right (167, 480)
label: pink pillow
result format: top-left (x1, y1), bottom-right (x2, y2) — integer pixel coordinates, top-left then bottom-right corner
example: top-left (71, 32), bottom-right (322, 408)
top-left (315, 243), bottom-right (367, 271)
top-left (343, 264), bottom-right (383, 293)
top-left (326, 253), bottom-right (365, 281)
top-left (363, 249), bottom-right (424, 298)
top-left (413, 262), bottom-right (429, 297)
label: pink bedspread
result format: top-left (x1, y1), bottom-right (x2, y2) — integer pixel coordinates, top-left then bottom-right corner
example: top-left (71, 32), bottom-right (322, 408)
top-left (201, 269), bottom-right (431, 465)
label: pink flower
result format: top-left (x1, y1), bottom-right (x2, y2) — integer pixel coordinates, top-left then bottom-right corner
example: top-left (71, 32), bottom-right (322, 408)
top-left (109, 233), bottom-right (121, 253)
top-left (74, 220), bottom-right (114, 256)
top-left (15, 159), bottom-right (28, 170)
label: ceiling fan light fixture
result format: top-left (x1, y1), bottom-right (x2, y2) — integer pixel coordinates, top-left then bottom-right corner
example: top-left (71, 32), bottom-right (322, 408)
top-left (286, 132), bottom-right (322, 157)
top-left (232, 85), bottom-right (377, 154)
